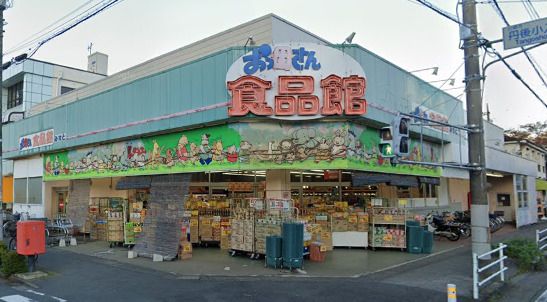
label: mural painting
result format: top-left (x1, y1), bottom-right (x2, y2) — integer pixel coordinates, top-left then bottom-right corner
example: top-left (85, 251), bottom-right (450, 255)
top-left (43, 123), bottom-right (441, 181)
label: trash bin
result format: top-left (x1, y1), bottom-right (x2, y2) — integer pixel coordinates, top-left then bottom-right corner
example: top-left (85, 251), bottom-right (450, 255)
top-left (282, 222), bottom-right (304, 269)
top-left (407, 226), bottom-right (423, 254)
top-left (422, 230), bottom-right (434, 254)
top-left (266, 235), bottom-right (283, 268)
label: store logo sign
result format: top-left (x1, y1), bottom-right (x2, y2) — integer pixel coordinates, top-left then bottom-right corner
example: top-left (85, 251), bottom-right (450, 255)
top-left (226, 43), bottom-right (368, 120)
top-left (19, 129), bottom-right (66, 151)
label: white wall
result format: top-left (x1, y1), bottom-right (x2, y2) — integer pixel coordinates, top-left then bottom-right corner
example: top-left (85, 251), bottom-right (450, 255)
top-left (90, 177), bottom-right (129, 198)
top-left (51, 66), bottom-right (105, 98)
top-left (13, 156), bottom-right (45, 218)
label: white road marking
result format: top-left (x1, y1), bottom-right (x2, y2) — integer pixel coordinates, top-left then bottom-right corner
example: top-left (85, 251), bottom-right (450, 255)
top-left (0, 295), bottom-right (35, 302)
top-left (536, 288), bottom-right (547, 302)
top-left (25, 291), bottom-right (44, 296)
top-left (50, 297), bottom-right (66, 302)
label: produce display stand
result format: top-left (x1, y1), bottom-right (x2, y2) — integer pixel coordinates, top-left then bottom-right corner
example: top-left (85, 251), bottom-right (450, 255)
top-left (229, 198), bottom-right (257, 258)
top-left (254, 198), bottom-right (293, 256)
top-left (229, 198), bottom-right (294, 259)
top-left (369, 207), bottom-right (407, 251)
top-left (107, 198), bottom-right (127, 248)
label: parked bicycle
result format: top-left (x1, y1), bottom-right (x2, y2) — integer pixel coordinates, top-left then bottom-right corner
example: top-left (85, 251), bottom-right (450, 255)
top-left (2, 212), bottom-right (23, 250)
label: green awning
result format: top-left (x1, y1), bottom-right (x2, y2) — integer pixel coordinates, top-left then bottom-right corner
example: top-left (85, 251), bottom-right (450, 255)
top-left (537, 179), bottom-right (547, 191)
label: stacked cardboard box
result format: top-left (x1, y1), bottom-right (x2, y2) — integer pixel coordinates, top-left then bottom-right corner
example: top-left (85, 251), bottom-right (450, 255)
top-left (179, 241), bottom-right (193, 260)
top-left (357, 212), bottom-right (369, 232)
top-left (212, 216), bottom-right (221, 241)
top-left (254, 219), bottom-right (282, 254)
top-left (199, 216), bottom-right (214, 241)
top-left (230, 219), bottom-right (254, 252)
top-left (320, 230), bottom-right (333, 251)
top-left (190, 217), bottom-right (199, 243)
top-left (347, 213), bottom-right (359, 231)
top-left (220, 219), bottom-right (231, 250)
top-left (332, 213), bottom-right (348, 232)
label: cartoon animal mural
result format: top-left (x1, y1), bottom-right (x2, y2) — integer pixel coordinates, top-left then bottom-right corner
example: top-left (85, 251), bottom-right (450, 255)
top-left (43, 123), bottom-right (441, 180)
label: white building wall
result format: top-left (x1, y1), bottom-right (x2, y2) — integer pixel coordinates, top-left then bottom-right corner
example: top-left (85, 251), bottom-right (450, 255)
top-left (13, 156), bottom-right (45, 218)
top-left (51, 65), bottom-right (105, 97)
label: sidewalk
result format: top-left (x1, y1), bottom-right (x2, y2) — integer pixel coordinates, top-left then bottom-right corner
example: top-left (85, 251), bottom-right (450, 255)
top-left (45, 236), bottom-right (463, 278)
top-left (365, 221), bottom-right (547, 301)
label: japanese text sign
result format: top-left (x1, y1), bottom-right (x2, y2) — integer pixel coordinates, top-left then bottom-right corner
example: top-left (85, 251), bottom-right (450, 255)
top-left (19, 129), bottom-right (56, 151)
top-left (226, 43), bottom-right (367, 120)
top-left (503, 17), bottom-right (547, 50)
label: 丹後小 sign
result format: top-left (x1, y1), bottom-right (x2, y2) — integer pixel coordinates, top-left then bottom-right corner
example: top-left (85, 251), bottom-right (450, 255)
top-left (503, 17), bottom-right (547, 50)
top-left (226, 43), bottom-right (368, 120)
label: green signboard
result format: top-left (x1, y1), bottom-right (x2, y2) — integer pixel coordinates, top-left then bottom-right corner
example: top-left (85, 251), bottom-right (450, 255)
top-left (44, 122), bottom-right (441, 181)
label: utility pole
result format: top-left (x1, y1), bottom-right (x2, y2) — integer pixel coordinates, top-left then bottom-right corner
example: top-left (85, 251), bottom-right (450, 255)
top-left (0, 3), bottom-right (4, 240)
top-left (462, 0), bottom-right (491, 256)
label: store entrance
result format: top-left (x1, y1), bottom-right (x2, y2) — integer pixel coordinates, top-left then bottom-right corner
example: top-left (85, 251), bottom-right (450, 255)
top-left (54, 189), bottom-right (68, 215)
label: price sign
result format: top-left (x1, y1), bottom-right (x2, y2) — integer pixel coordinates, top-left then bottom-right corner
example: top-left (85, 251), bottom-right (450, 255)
top-left (183, 244), bottom-right (192, 252)
top-left (384, 215), bottom-right (393, 222)
top-left (190, 219), bottom-right (198, 227)
top-left (212, 222), bottom-right (220, 228)
top-left (383, 234), bottom-right (393, 241)
top-left (320, 245), bottom-right (327, 252)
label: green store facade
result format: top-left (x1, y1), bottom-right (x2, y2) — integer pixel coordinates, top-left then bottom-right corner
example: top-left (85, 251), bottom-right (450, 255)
top-left (4, 15), bottom-right (474, 257)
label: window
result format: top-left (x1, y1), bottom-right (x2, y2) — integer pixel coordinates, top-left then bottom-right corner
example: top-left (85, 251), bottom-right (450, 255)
top-left (7, 82), bottom-right (23, 109)
top-left (14, 178), bottom-right (27, 204)
top-left (13, 177), bottom-right (42, 204)
top-left (497, 194), bottom-right (511, 207)
top-left (539, 165), bottom-right (542, 172)
top-left (419, 183), bottom-right (438, 198)
top-left (60, 86), bottom-right (74, 95)
top-left (516, 175), bottom-right (528, 208)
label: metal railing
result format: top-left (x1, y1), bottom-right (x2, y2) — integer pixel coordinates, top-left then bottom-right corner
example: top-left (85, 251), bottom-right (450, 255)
top-left (473, 243), bottom-right (508, 300)
top-left (537, 228), bottom-right (547, 251)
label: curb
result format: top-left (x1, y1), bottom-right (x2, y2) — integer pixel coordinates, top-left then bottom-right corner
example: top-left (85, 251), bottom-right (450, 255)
top-left (9, 275), bottom-right (40, 289)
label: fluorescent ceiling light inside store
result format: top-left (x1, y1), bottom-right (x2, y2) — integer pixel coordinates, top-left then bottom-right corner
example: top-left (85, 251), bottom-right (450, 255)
top-left (486, 172), bottom-right (504, 178)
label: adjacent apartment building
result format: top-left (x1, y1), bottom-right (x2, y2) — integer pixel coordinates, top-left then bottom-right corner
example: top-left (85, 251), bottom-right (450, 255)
top-left (1, 53), bottom-right (108, 209)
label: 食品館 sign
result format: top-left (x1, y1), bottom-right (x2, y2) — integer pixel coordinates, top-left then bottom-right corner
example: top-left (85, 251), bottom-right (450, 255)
top-left (226, 43), bottom-right (367, 120)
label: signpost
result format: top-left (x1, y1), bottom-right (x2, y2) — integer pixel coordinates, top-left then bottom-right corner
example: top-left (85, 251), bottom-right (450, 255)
top-left (503, 17), bottom-right (547, 50)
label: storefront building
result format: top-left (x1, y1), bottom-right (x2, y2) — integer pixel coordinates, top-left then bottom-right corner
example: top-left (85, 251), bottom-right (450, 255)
top-left (2, 14), bottom-right (537, 258)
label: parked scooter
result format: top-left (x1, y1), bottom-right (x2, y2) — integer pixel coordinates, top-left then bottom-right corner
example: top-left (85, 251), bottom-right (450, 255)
top-left (451, 211), bottom-right (471, 237)
top-left (426, 213), bottom-right (461, 241)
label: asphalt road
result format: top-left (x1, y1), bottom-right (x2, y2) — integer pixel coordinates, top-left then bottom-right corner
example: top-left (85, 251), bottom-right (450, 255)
top-left (5, 249), bottom-right (449, 302)
top-left (5, 222), bottom-right (544, 302)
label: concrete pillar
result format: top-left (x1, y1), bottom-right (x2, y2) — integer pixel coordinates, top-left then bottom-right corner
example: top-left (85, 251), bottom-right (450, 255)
top-left (265, 170), bottom-right (291, 199)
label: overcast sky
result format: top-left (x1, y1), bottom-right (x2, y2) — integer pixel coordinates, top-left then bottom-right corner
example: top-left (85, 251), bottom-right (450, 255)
top-left (3, 0), bottom-right (546, 130)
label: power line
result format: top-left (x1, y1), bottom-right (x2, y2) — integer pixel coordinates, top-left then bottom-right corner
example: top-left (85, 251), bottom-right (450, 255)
top-left (411, 0), bottom-right (478, 34)
top-left (477, 0), bottom-right (547, 3)
top-left (26, 0), bottom-right (123, 60)
top-left (4, 0), bottom-right (98, 56)
top-left (523, 0), bottom-right (541, 19)
top-left (486, 46), bottom-right (547, 109)
top-left (417, 61), bottom-right (465, 109)
top-left (491, 0), bottom-right (547, 89)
